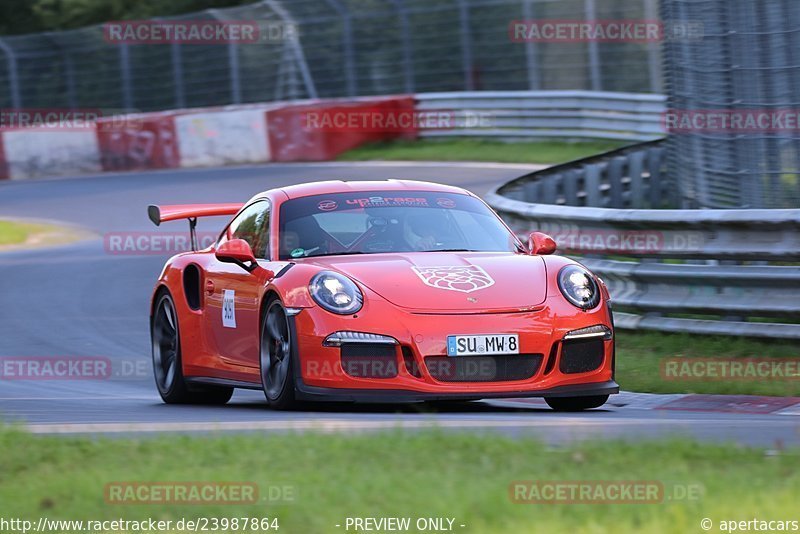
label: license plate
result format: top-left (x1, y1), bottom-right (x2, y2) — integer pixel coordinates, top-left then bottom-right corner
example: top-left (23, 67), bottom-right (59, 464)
top-left (446, 334), bottom-right (519, 356)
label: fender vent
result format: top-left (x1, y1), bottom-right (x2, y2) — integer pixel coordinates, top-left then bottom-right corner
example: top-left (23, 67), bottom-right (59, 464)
top-left (183, 264), bottom-right (202, 310)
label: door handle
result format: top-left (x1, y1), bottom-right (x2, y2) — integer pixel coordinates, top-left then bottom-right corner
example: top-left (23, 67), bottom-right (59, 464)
top-left (205, 280), bottom-right (215, 295)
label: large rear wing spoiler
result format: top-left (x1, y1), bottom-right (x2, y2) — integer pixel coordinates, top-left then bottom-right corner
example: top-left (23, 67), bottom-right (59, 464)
top-left (147, 203), bottom-right (243, 251)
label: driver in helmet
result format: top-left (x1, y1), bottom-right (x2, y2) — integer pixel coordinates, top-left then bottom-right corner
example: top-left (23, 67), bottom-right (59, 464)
top-left (403, 209), bottom-right (451, 251)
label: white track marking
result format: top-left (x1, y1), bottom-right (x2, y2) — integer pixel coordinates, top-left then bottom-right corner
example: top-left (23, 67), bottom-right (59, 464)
top-left (26, 417), bottom-right (793, 435)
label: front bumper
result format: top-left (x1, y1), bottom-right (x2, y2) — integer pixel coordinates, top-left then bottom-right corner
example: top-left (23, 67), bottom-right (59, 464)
top-left (291, 294), bottom-right (616, 401)
top-left (294, 378), bottom-right (619, 403)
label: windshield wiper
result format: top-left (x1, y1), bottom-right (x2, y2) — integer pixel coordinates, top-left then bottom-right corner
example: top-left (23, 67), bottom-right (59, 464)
top-left (302, 249), bottom-right (483, 258)
top-left (305, 251), bottom-right (368, 258)
top-left (422, 248), bottom-right (478, 252)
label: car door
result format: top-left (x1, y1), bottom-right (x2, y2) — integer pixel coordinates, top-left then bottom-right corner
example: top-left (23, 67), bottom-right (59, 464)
top-left (204, 200), bottom-right (273, 369)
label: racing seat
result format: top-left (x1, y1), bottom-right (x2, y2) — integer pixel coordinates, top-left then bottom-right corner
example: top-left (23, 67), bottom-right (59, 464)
top-left (282, 216), bottom-right (331, 256)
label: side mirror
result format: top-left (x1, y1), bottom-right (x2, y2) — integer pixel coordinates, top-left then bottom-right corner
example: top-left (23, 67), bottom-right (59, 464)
top-left (528, 231), bottom-right (557, 255)
top-left (216, 239), bottom-right (258, 272)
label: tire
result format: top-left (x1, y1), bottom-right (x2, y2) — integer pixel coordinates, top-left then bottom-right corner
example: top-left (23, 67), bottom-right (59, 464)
top-left (260, 299), bottom-right (298, 410)
top-left (545, 394), bottom-right (609, 412)
top-left (151, 290), bottom-right (233, 405)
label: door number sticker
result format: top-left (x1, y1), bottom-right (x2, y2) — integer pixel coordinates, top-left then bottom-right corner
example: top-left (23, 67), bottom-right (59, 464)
top-left (222, 289), bottom-right (237, 328)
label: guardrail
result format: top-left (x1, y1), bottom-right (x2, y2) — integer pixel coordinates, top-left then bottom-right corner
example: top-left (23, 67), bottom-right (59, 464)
top-left (486, 161), bottom-right (800, 339)
top-left (497, 139), bottom-right (671, 209)
top-left (416, 91), bottom-right (666, 142)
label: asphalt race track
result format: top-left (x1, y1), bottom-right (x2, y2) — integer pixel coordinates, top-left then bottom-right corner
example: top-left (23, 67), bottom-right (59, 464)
top-left (1, 162), bottom-right (798, 446)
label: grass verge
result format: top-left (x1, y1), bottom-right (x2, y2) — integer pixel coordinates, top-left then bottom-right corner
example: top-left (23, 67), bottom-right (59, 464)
top-left (1, 428), bottom-right (798, 533)
top-left (337, 138), bottom-right (628, 164)
top-left (616, 330), bottom-right (799, 396)
top-left (0, 220), bottom-right (50, 246)
top-left (0, 218), bottom-right (93, 250)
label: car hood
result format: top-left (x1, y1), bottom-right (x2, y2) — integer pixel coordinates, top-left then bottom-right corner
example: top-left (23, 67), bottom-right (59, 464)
top-left (306, 252), bottom-right (548, 313)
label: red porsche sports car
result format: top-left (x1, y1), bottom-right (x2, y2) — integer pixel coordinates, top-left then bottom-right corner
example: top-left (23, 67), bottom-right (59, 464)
top-left (148, 180), bottom-right (618, 411)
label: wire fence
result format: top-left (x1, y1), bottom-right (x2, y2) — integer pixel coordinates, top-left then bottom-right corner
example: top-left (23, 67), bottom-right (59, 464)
top-left (662, 0), bottom-right (800, 209)
top-left (0, 0), bottom-right (662, 112)
top-left (2, 0), bottom-right (799, 209)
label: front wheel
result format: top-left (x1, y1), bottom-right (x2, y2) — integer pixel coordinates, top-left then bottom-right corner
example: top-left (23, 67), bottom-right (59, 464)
top-left (151, 290), bottom-right (233, 405)
top-left (545, 395), bottom-right (609, 412)
top-left (260, 299), bottom-right (298, 410)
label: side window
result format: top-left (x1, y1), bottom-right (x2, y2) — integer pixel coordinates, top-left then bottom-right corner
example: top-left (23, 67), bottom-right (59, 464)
top-left (223, 201), bottom-right (270, 259)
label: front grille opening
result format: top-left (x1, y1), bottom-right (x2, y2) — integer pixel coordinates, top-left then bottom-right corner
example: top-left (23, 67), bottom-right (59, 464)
top-left (559, 338), bottom-right (605, 374)
top-left (401, 346), bottom-right (422, 378)
top-left (340, 343), bottom-right (399, 379)
top-left (425, 354), bottom-right (542, 382)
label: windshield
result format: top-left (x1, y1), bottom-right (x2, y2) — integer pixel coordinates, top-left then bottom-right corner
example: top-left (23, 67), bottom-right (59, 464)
top-left (278, 191), bottom-right (520, 259)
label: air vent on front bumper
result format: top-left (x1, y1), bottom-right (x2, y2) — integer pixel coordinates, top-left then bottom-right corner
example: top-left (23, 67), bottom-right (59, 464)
top-left (424, 354), bottom-right (542, 382)
top-left (340, 344), bottom-right (399, 379)
top-left (559, 338), bottom-right (605, 374)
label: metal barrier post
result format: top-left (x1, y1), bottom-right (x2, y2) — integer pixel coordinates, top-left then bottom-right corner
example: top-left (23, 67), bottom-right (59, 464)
top-left (42, 32), bottom-right (78, 110)
top-left (171, 42), bottom-right (186, 109)
top-left (208, 9), bottom-right (242, 105)
top-left (325, 0), bottom-right (357, 97)
top-left (119, 43), bottom-right (133, 110)
top-left (522, 0), bottom-right (541, 90)
top-left (388, 0), bottom-right (415, 94)
top-left (0, 38), bottom-right (22, 108)
top-left (457, 0), bottom-right (475, 91)
top-left (584, 0), bottom-right (602, 91)
top-left (261, 0), bottom-right (318, 99)
top-left (644, 0), bottom-right (662, 93)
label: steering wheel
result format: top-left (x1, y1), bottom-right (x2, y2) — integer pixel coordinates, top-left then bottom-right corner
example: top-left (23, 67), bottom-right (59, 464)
top-left (344, 217), bottom-right (393, 253)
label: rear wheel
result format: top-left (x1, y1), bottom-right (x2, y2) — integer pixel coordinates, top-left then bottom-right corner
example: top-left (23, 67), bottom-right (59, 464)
top-left (151, 291), bottom-right (233, 405)
top-left (545, 395), bottom-right (609, 412)
top-left (260, 299), bottom-right (297, 410)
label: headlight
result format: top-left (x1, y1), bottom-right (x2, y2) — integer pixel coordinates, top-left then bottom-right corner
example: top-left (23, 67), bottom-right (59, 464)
top-left (558, 265), bottom-right (600, 309)
top-left (309, 271), bottom-right (363, 315)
